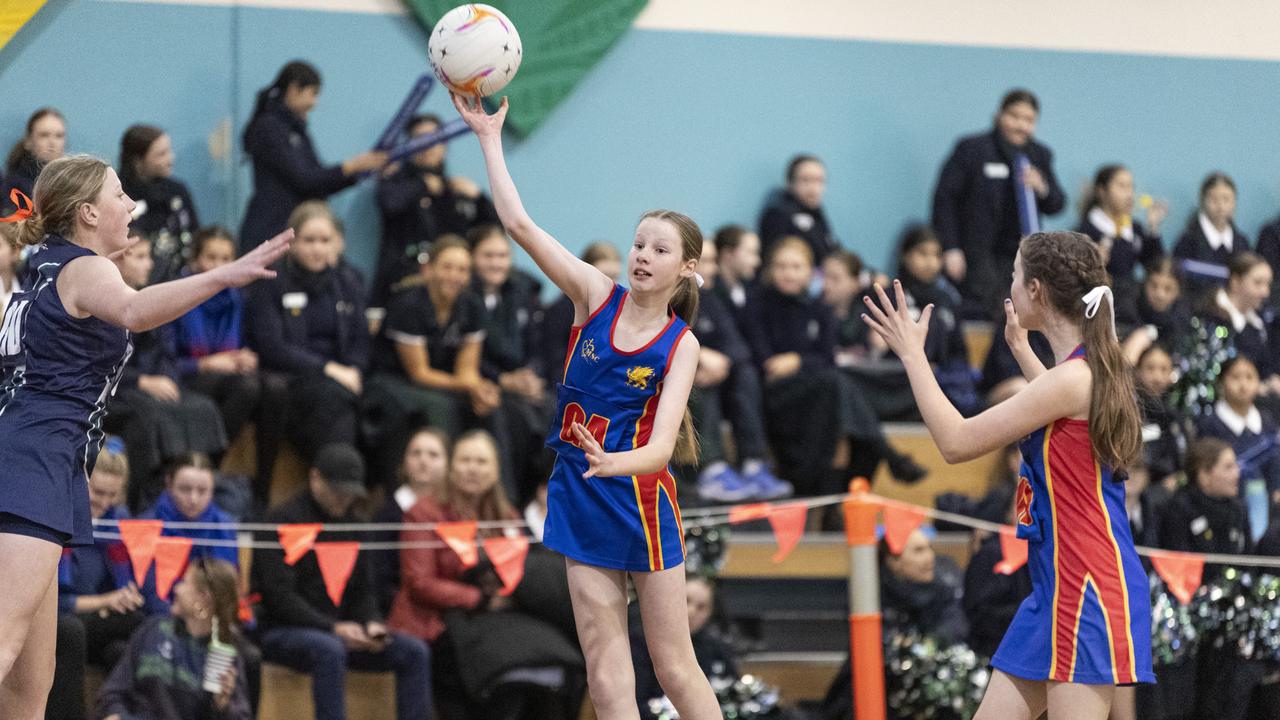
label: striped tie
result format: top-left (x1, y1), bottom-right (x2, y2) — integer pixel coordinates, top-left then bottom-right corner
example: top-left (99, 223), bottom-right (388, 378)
top-left (1014, 153), bottom-right (1040, 236)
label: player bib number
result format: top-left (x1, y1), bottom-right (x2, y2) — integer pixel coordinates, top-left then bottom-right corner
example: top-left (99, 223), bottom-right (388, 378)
top-left (559, 402), bottom-right (611, 450)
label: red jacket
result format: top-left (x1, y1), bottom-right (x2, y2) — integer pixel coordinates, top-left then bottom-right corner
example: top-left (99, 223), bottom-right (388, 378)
top-left (387, 497), bottom-right (516, 642)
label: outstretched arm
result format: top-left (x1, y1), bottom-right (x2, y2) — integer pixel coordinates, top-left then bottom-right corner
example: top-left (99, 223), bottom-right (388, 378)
top-left (452, 94), bottom-right (612, 317)
top-left (863, 280), bottom-right (1088, 462)
top-left (59, 230), bottom-right (291, 333)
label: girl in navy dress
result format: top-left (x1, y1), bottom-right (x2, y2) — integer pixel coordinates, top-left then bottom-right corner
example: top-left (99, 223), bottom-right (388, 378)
top-left (863, 230), bottom-right (1153, 719)
top-left (0, 155), bottom-right (287, 717)
top-left (453, 95), bottom-right (721, 720)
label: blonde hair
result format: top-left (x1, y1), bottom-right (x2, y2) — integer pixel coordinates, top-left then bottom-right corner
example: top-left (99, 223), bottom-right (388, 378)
top-left (94, 443), bottom-right (130, 481)
top-left (433, 430), bottom-right (516, 533)
top-left (13, 155), bottom-right (110, 248)
top-left (288, 200), bottom-right (340, 236)
top-left (637, 209), bottom-right (703, 465)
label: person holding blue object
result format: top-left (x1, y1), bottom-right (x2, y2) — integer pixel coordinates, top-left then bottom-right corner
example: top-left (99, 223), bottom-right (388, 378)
top-left (454, 93), bottom-right (722, 720)
top-left (239, 60), bottom-right (388, 251)
top-left (0, 154), bottom-right (287, 718)
top-left (863, 230), bottom-right (1153, 719)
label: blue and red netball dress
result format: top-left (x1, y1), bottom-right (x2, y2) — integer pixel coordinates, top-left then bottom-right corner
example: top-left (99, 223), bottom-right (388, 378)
top-left (543, 284), bottom-right (691, 572)
top-left (993, 346), bottom-right (1153, 685)
top-left (0, 236), bottom-right (133, 546)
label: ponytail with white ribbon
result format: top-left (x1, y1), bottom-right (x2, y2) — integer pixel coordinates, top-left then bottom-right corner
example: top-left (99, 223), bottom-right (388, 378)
top-left (1081, 285), bottom-right (1117, 340)
top-left (693, 272), bottom-right (705, 288)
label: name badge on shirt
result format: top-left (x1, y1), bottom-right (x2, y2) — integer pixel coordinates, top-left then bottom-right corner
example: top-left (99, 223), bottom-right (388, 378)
top-left (983, 162), bottom-right (1010, 179)
top-left (282, 292), bottom-right (308, 317)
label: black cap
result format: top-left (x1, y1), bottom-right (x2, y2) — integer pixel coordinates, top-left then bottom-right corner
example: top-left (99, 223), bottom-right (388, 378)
top-left (312, 444), bottom-right (367, 498)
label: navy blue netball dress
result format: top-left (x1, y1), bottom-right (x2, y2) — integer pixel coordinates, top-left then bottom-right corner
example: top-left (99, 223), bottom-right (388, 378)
top-left (543, 284), bottom-right (691, 572)
top-left (0, 236), bottom-right (133, 545)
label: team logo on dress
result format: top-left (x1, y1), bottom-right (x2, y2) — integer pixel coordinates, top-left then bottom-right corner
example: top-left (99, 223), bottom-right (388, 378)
top-left (580, 338), bottom-right (600, 363)
top-left (625, 366), bottom-right (655, 390)
top-left (1015, 476), bottom-right (1034, 526)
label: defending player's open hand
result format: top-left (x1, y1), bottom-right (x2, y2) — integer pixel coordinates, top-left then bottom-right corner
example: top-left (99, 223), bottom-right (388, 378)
top-left (452, 93), bottom-right (508, 139)
top-left (217, 228), bottom-right (292, 288)
top-left (860, 279), bottom-right (932, 363)
top-left (572, 422), bottom-right (610, 479)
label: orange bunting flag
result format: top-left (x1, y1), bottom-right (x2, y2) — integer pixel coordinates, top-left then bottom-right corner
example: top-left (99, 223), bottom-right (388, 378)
top-left (314, 542), bottom-right (360, 606)
top-left (882, 503), bottom-right (926, 555)
top-left (483, 536), bottom-right (530, 595)
top-left (153, 537), bottom-right (193, 601)
top-left (436, 521), bottom-right (479, 567)
top-left (768, 503), bottom-right (808, 563)
top-left (1150, 551), bottom-right (1205, 605)
top-left (118, 519), bottom-right (164, 585)
top-left (994, 527), bottom-right (1029, 575)
top-left (278, 524), bottom-right (323, 565)
top-left (728, 503), bottom-right (771, 524)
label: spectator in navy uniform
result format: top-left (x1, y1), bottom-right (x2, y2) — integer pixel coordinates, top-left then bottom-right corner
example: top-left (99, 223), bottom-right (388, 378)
top-left (238, 60), bottom-right (387, 251)
top-left (711, 224), bottom-right (761, 334)
top-left (106, 234), bottom-right (228, 510)
top-left (373, 113), bottom-right (498, 309)
top-left (1172, 172), bottom-right (1250, 298)
top-left (758, 154), bottom-right (839, 263)
top-left (119, 124), bottom-right (200, 281)
top-left (4, 107), bottom-right (66, 202)
top-left (168, 226), bottom-right (287, 500)
top-left (931, 89), bottom-right (1066, 320)
top-left (243, 201), bottom-right (369, 462)
top-left (536, 242), bottom-right (621, 388)
top-left (689, 237), bottom-right (790, 502)
top-left (254, 444), bottom-right (432, 720)
top-left (1075, 164), bottom-right (1167, 326)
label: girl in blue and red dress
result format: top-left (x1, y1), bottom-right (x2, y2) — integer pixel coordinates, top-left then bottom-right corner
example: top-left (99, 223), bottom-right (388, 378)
top-left (453, 95), bottom-right (721, 720)
top-left (863, 230), bottom-right (1153, 719)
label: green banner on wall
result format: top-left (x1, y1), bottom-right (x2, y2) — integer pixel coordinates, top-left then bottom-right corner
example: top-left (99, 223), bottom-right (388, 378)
top-left (403, 0), bottom-right (647, 137)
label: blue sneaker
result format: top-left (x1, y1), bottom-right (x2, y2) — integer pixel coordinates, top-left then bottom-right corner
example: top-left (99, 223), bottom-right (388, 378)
top-left (697, 464), bottom-right (755, 503)
top-left (741, 465), bottom-right (793, 500)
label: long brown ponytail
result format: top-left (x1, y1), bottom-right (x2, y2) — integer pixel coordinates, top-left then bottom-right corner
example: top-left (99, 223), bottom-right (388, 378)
top-left (1019, 231), bottom-right (1141, 471)
top-left (638, 209), bottom-right (702, 465)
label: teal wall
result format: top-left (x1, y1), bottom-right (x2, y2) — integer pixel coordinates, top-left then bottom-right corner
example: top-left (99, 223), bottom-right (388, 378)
top-left (3, 1), bottom-right (1278, 280)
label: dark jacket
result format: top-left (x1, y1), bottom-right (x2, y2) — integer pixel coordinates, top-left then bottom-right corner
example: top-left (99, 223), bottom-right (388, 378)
top-left (1256, 216), bottom-right (1280, 293)
top-left (881, 556), bottom-right (969, 645)
top-left (745, 285), bottom-right (836, 373)
top-left (1197, 407), bottom-right (1280, 496)
top-left (122, 323), bottom-right (181, 386)
top-left (124, 174), bottom-right (200, 281)
top-left (96, 616), bottom-right (251, 720)
top-left (1077, 212), bottom-right (1163, 326)
top-left (963, 531), bottom-right (1032, 658)
top-left (374, 164), bottom-right (499, 305)
top-left (370, 284), bottom-right (484, 378)
top-left (252, 490), bottom-right (380, 633)
top-left (931, 128), bottom-right (1065, 260)
top-left (628, 602), bottom-right (738, 717)
top-left (758, 188), bottom-right (838, 262)
top-left (474, 270), bottom-right (542, 381)
top-left (1172, 215), bottom-right (1251, 298)
top-left (243, 259), bottom-right (369, 375)
top-left (1157, 484), bottom-right (1250, 564)
top-left (694, 288), bottom-right (752, 366)
top-left (535, 293), bottom-right (575, 386)
top-left (1139, 390), bottom-right (1189, 483)
top-left (4, 152), bottom-right (39, 203)
top-left (238, 100), bottom-right (354, 250)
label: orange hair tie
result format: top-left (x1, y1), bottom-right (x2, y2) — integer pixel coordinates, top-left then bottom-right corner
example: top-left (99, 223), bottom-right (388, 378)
top-left (0, 189), bottom-right (34, 223)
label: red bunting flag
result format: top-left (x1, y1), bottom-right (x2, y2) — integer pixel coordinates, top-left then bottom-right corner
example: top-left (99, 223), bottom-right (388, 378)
top-left (882, 503), bottom-right (926, 555)
top-left (994, 527), bottom-right (1028, 575)
top-left (118, 519), bottom-right (164, 585)
top-left (314, 542), bottom-right (360, 606)
top-left (483, 536), bottom-right (530, 596)
top-left (437, 521), bottom-right (479, 567)
top-left (768, 503), bottom-right (808, 563)
top-left (728, 503), bottom-right (771, 524)
top-left (153, 537), bottom-right (193, 601)
top-left (1150, 550), bottom-right (1205, 605)
top-left (278, 524), bottom-right (323, 565)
